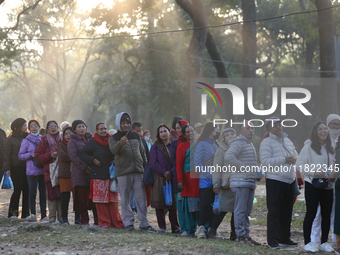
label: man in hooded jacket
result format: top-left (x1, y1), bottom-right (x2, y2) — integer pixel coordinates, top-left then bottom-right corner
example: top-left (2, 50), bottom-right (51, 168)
top-left (109, 112), bottom-right (156, 232)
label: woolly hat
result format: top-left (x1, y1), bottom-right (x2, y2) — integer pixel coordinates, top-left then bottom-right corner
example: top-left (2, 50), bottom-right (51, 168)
top-left (11, 118), bottom-right (26, 131)
top-left (222, 128), bottom-right (236, 137)
top-left (121, 113), bottom-right (131, 124)
top-left (72, 120), bottom-right (87, 131)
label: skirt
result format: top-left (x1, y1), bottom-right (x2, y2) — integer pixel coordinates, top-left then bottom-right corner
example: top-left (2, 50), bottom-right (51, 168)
top-left (90, 179), bottom-right (119, 203)
top-left (59, 177), bottom-right (72, 193)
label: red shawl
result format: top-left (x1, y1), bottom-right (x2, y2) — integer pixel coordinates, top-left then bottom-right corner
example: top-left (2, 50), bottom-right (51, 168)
top-left (93, 133), bottom-right (111, 147)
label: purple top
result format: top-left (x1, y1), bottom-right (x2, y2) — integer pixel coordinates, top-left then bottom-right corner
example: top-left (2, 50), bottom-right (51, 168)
top-left (18, 133), bottom-right (43, 176)
top-left (149, 142), bottom-right (173, 177)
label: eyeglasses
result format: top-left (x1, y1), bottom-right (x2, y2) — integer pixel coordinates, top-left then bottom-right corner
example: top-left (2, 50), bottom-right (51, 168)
top-left (30, 125), bottom-right (39, 128)
top-left (48, 125), bottom-right (57, 129)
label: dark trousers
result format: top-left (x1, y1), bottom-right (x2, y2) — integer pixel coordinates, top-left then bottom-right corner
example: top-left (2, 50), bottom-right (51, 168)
top-left (8, 167), bottom-right (29, 218)
top-left (303, 182), bottom-right (333, 244)
top-left (198, 188), bottom-right (214, 227)
top-left (155, 208), bottom-right (180, 231)
top-left (61, 192), bottom-right (70, 220)
top-left (27, 174), bottom-right (46, 218)
top-left (74, 186), bottom-right (98, 225)
top-left (211, 211), bottom-right (235, 233)
top-left (266, 179), bottom-right (295, 246)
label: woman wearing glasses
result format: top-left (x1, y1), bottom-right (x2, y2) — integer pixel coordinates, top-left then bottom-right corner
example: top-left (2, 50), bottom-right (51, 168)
top-left (35, 120), bottom-right (62, 223)
top-left (79, 122), bottom-right (124, 228)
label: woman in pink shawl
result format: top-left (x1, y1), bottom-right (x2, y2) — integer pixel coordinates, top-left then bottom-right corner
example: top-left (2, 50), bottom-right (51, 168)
top-left (36, 120), bottom-right (62, 223)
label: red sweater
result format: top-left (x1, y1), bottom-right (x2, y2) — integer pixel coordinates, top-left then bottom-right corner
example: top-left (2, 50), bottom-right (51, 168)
top-left (176, 141), bottom-right (199, 198)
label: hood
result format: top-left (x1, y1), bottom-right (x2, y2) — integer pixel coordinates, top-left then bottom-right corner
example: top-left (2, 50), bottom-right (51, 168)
top-left (228, 134), bottom-right (252, 146)
top-left (304, 139), bottom-right (312, 146)
top-left (116, 112), bottom-right (132, 133)
top-left (218, 139), bottom-right (229, 151)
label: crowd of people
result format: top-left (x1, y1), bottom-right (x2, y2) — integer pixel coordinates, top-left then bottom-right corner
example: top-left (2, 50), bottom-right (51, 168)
top-left (1, 112), bottom-right (340, 253)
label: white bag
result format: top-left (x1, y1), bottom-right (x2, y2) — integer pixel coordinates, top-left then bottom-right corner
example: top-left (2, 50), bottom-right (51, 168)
top-left (110, 179), bottom-right (118, 192)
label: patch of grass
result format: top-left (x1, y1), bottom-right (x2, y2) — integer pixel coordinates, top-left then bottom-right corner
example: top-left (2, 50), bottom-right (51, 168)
top-left (0, 218), bottom-right (21, 227)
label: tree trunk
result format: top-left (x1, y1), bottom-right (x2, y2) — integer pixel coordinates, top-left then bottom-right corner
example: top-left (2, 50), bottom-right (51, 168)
top-left (315, 0), bottom-right (338, 117)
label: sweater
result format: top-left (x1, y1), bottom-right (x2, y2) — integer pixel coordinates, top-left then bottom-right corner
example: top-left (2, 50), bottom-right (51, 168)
top-left (176, 141), bottom-right (199, 198)
top-left (57, 141), bottom-right (71, 178)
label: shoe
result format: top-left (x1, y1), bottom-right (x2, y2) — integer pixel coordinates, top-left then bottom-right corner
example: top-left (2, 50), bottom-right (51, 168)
top-left (52, 221), bottom-right (61, 225)
top-left (10, 216), bottom-right (18, 219)
top-left (172, 229), bottom-right (181, 234)
top-left (139, 226), bottom-right (156, 233)
top-left (335, 248), bottom-right (340, 254)
top-left (279, 239), bottom-right (298, 247)
top-left (181, 231), bottom-right (188, 236)
top-left (268, 244), bottom-right (280, 249)
top-left (188, 233), bottom-right (195, 237)
top-left (40, 216), bottom-right (49, 222)
top-left (125, 225), bottom-right (135, 231)
top-left (303, 242), bottom-right (318, 253)
top-left (25, 215), bottom-right (31, 220)
top-left (196, 225), bottom-right (206, 239)
top-left (74, 218), bottom-right (81, 225)
top-left (246, 237), bottom-right (261, 246)
top-left (319, 242), bottom-right (334, 252)
top-left (236, 236), bottom-right (252, 245)
top-left (230, 231), bottom-right (237, 241)
top-left (49, 219), bottom-right (56, 223)
top-left (100, 225), bottom-right (109, 228)
top-left (61, 218), bottom-right (69, 224)
top-left (158, 228), bottom-right (166, 234)
top-left (207, 229), bottom-right (216, 239)
top-left (82, 222), bottom-right (90, 226)
top-left (28, 214), bottom-right (37, 222)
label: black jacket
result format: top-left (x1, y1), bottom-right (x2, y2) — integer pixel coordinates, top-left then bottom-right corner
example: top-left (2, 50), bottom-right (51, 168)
top-left (0, 128), bottom-right (7, 175)
top-left (79, 137), bottom-right (114, 180)
top-left (3, 131), bottom-right (28, 171)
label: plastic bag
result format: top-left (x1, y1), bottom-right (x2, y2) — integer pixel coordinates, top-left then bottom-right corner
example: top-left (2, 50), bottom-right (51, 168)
top-left (49, 158), bottom-right (59, 187)
top-left (1, 172), bottom-right (14, 189)
top-left (110, 179), bottom-right (118, 193)
top-left (163, 181), bottom-right (172, 206)
top-left (256, 168), bottom-right (265, 181)
top-left (143, 162), bottom-right (154, 186)
top-left (212, 194), bottom-right (221, 215)
top-left (109, 161), bottom-right (116, 179)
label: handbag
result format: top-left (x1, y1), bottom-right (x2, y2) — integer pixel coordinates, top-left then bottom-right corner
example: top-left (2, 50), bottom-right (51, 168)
top-left (312, 152), bottom-right (330, 190)
top-left (25, 138), bottom-right (43, 168)
top-left (110, 179), bottom-right (118, 192)
top-left (1, 172), bottom-right (14, 189)
top-left (49, 158), bottom-right (60, 187)
top-left (211, 194), bottom-right (221, 215)
top-left (163, 180), bottom-right (172, 206)
top-left (109, 161), bottom-right (116, 179)
top-left (143, 162), bottom-right (154, 186)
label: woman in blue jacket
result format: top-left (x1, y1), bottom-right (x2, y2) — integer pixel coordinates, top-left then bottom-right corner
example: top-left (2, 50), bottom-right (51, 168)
top-left (194, 122), bottom-right (220, 238)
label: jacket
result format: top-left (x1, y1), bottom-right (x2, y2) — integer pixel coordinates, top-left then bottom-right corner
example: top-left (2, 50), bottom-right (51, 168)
top-left (194, 137), bottom-right (218, 189)
top-left (18, 134), bottom-right (43, 176)
top-left (212, 139), bottom-right (235, 212)
top-left (224, 134), bottom-right (257, 189)
top-left (35, 136), bottom-right (57, 183)
top-left (108, 112), bottom-right (147, 177)
top-left (57, 141), bottom-right (71, 178)
top-left (259, 132), bottom-right (298, 181)
top-left (296, 139), bottom-right (335, 189)
top-left (68, 132), bottom-right (92, 188)
top-left (79, 137), bottom-right (113, 180)
top-left (0, 128), bottom-right (6, 175)
top-left (3, 131), bottom-right (28, 171)
top-left (149, 142), bottom-right (173, 177)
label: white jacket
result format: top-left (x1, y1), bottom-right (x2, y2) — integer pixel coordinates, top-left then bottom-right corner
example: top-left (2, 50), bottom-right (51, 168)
top-left (296, 139), bottom-right (335, 189)
top-left (260, 132), bottom-right (298, 181)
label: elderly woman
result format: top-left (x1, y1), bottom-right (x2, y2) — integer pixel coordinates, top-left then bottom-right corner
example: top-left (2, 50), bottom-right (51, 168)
top-left (35, 120), bottom-right (62, 223)
top-left (68, 120), bottom-right (97, 225)
top-left (149, 124), bottom-right (180, 233)
top-left (209, 128), bottom-right (237, 239)
top-left (18, 119), bottom-right (47, 222)
top-left (3, 118), bottom-right (29, 219)
top-left (296, 122), bottom-right (336, 253)
top-left (79, 122), bottom-right (123, 228)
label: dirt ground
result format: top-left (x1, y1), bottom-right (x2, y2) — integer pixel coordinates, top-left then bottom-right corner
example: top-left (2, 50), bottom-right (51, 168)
top-left (0, 185), bottom-right (335, 255)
